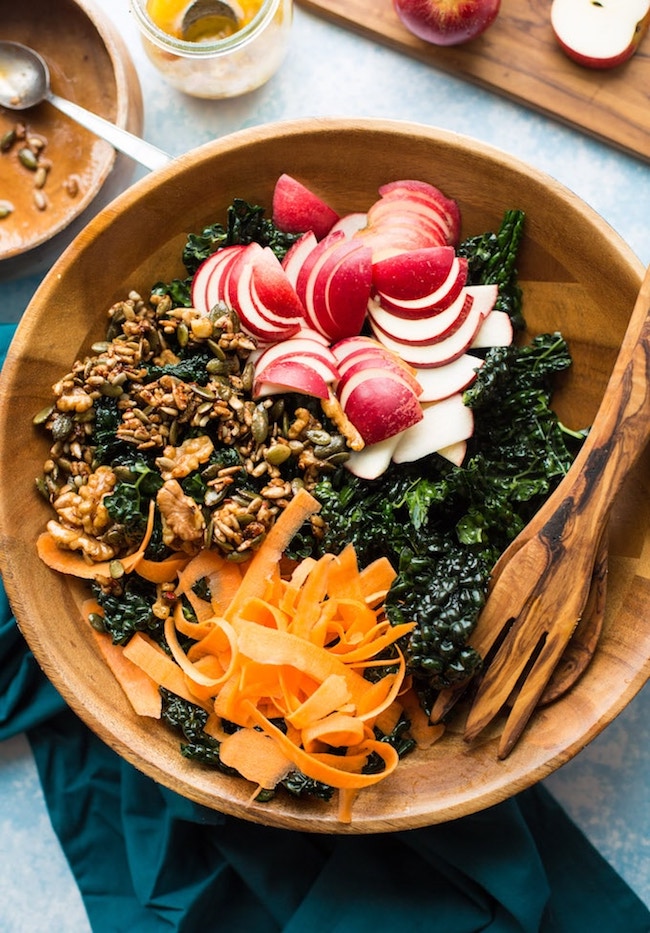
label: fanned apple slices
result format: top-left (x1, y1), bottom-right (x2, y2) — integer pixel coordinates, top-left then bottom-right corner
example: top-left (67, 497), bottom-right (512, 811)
top-left (189, 175), bottom-right (515, 478)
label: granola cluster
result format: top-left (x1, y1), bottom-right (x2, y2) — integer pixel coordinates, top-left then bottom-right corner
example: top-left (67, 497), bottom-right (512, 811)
top-left (36, 290), bottom-right (349, 565)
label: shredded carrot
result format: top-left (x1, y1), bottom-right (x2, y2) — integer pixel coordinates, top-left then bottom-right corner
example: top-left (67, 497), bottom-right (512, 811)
top-left (223, 487), bottom-right (322, 621)
top-left (81, 599), bottom-right (162, 718)
top-left (48, 487), bottom-right (419, 822)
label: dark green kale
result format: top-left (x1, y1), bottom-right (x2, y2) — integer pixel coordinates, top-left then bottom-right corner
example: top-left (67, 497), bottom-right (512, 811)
top-left (144, 349), bottom-right (214, 385)
top-left (93, 396), bottom-right (134, 465)
top-left (161, 690), bottom-right (225, 767)
top-left (92, 575), bottom-right (162, 646)
top-left (459, 208), bottom-right (526, 329)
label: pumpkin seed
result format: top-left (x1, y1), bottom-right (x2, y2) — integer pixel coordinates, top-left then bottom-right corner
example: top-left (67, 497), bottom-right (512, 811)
top-left (0, 129), bottom-right (16, 152)
top-left (32, 404), bottom-right (54, 426)
top-left (109, 560), bottom-right (125, 580)
top-left (264, 444), bottom-right (291, 466)
top-left (0, 200), bottom-right (14, 219)
top-left (88, 612), bottom-right (106, 633)
top-left (305, 428), bottom-right (332, 446)
top-left (18, 146), bottom-right (38, 170)
top-left (251, 405), bottom-right (269, 443)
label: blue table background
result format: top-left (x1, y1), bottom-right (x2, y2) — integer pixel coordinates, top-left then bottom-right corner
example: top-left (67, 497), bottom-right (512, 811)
top-left (1, 2), bottom-right (648, 929)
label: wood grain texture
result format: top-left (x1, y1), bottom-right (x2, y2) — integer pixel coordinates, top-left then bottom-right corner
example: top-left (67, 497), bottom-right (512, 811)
top-left (0, 119), bottom-right (648, 833)
top-left (297, 0), bottom-right (650, 163)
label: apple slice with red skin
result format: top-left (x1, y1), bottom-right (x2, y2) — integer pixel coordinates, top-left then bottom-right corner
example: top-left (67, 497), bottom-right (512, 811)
top-left (392, 393), bottom-right (475, 464)
top-left (293, 230), bottom-right (346, 307)
top-left (272, 173), bottom-right (340, 240)
top-left (253, 359), bottom-right (333, 399)
top-left (375, 258), bottom-right (468, 318)
top-left (332, 335), bottom-right (422, 392)
top-left (191, 244), bottom-right (245, 314)
top-left (365, 202), bottom-right (450, 246)
top-left (377, 180), bottom-right (462, 243)
top-left (251, 331), bottom-right (340, 377)
top-left (338, 366), bottom-right (423, 446)
top-left (318, 242), bottom-right (374, 341)
top-left (336, 349), bottom-right (424, 398)
top-left (550, 0), bottom-right (650, 69)
top-left (392, 0), bottom-right (501, 49)
top-left (372, 246), bottom-right (456, 301)
top-left (369, 284), bottom-right (497, 367)
top-left (414, 354), bottom-right (484, 402)
top-left (282, 231), bottom-right (318, 288)
top-left (368, 290), bottom-right (474, 346)
top-left (227, 243), bottom-right (304, 343)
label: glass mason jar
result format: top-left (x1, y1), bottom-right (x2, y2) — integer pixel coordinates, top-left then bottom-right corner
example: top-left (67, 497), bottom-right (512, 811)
top-left (129, 0), bottom-right (293, 99)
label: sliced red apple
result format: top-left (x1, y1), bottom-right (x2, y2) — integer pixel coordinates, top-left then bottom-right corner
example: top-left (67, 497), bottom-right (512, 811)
top-left (253, 359), bottom-right (332, 399)
top-left (272, 173), bottom-right (340, 240)
top-left (282, 231), bottom-right (318, 288)
top-left (392, 394), bottom-right (474, 464)
top-left (367, 289), bottom-right (474, 346)
top-left (338, 367), bottom-right (423, 446)
top-left (377, 180), bottom-right (461, 244)
top-left (374, 257), bottom-right (468, 318)
top-left (414, 354), bottom-right (484, 402)
top-left (369, 284), bottom-right (496, 367)
top-left (251, 330), bottom-right (340, 376)
top-left (336, 350), bottom-right (423, 397)
top-left (227, 243), bottom-right (304, 343)
top-left (372, 246), bottom-right (456, 301)
top-left (191, 244), bottom-right (245, 314)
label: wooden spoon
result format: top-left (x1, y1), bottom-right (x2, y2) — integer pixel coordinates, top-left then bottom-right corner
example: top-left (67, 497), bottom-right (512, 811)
top-left (460, 263), bottom-right (650, 758)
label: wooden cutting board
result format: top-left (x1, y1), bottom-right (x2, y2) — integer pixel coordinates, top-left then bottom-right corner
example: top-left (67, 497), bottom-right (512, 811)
top-left (297, 0), bottom-right (650, 164)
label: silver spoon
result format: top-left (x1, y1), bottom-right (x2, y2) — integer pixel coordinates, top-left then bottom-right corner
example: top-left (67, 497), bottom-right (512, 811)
top-left (0, 41), bottom-right (171, 172)
top-left (181, 0), bottom-right (243, 39)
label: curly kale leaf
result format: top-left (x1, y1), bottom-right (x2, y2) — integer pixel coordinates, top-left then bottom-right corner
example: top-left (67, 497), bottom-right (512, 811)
top-left (161, 690), bottom-right (225, 767)
top-left (183, 199), bottom-right (300, 275)
top-left (93, 575), bottom-right (162, 646)
top-left (144, 349), bottom-right (213, 385)
top-left (93, 396), bottom-right (135, 465)
top-left (459, 208), bottom-right (525, 329)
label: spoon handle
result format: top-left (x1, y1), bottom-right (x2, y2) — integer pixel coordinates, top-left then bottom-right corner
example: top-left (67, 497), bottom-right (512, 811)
top-left (47, 91), bottom-right (172, 173)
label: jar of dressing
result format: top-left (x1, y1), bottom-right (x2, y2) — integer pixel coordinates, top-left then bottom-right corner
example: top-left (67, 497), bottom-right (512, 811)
top-left (129, 0), bottom-right (293, 98)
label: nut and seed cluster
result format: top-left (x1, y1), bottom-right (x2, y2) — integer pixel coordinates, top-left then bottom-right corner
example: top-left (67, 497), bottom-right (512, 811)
top-left (0, 120), bottom-right (80, 218)
top-left (35, 289), bottom-right (353, 568)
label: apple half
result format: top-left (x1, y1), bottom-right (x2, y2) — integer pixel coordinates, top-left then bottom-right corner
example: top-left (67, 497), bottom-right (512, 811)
top-left (551, 0), bottom-right (650, 68)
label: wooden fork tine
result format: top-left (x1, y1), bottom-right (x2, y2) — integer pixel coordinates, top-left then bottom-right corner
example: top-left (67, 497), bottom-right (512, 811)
top-left (494, 606), bottom-right (586, 758)
top-left (462, 592), bottom-right (550, 742)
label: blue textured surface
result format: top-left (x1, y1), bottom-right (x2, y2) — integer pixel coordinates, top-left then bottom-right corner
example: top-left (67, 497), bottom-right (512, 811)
top-left (1, 3), bottom-right (648, 930)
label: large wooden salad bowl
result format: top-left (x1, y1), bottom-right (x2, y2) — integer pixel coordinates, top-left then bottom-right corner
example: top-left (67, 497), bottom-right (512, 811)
top-left (0, 119), bottom-right (648, 833)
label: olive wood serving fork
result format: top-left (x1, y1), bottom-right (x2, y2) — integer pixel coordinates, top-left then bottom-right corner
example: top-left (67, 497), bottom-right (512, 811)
top-left (459, 264), bottom-right (650, 759)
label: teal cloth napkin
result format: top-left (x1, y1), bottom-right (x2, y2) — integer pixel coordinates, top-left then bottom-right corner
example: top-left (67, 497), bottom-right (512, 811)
top-left (1, 322), bottom-right (649, 933)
